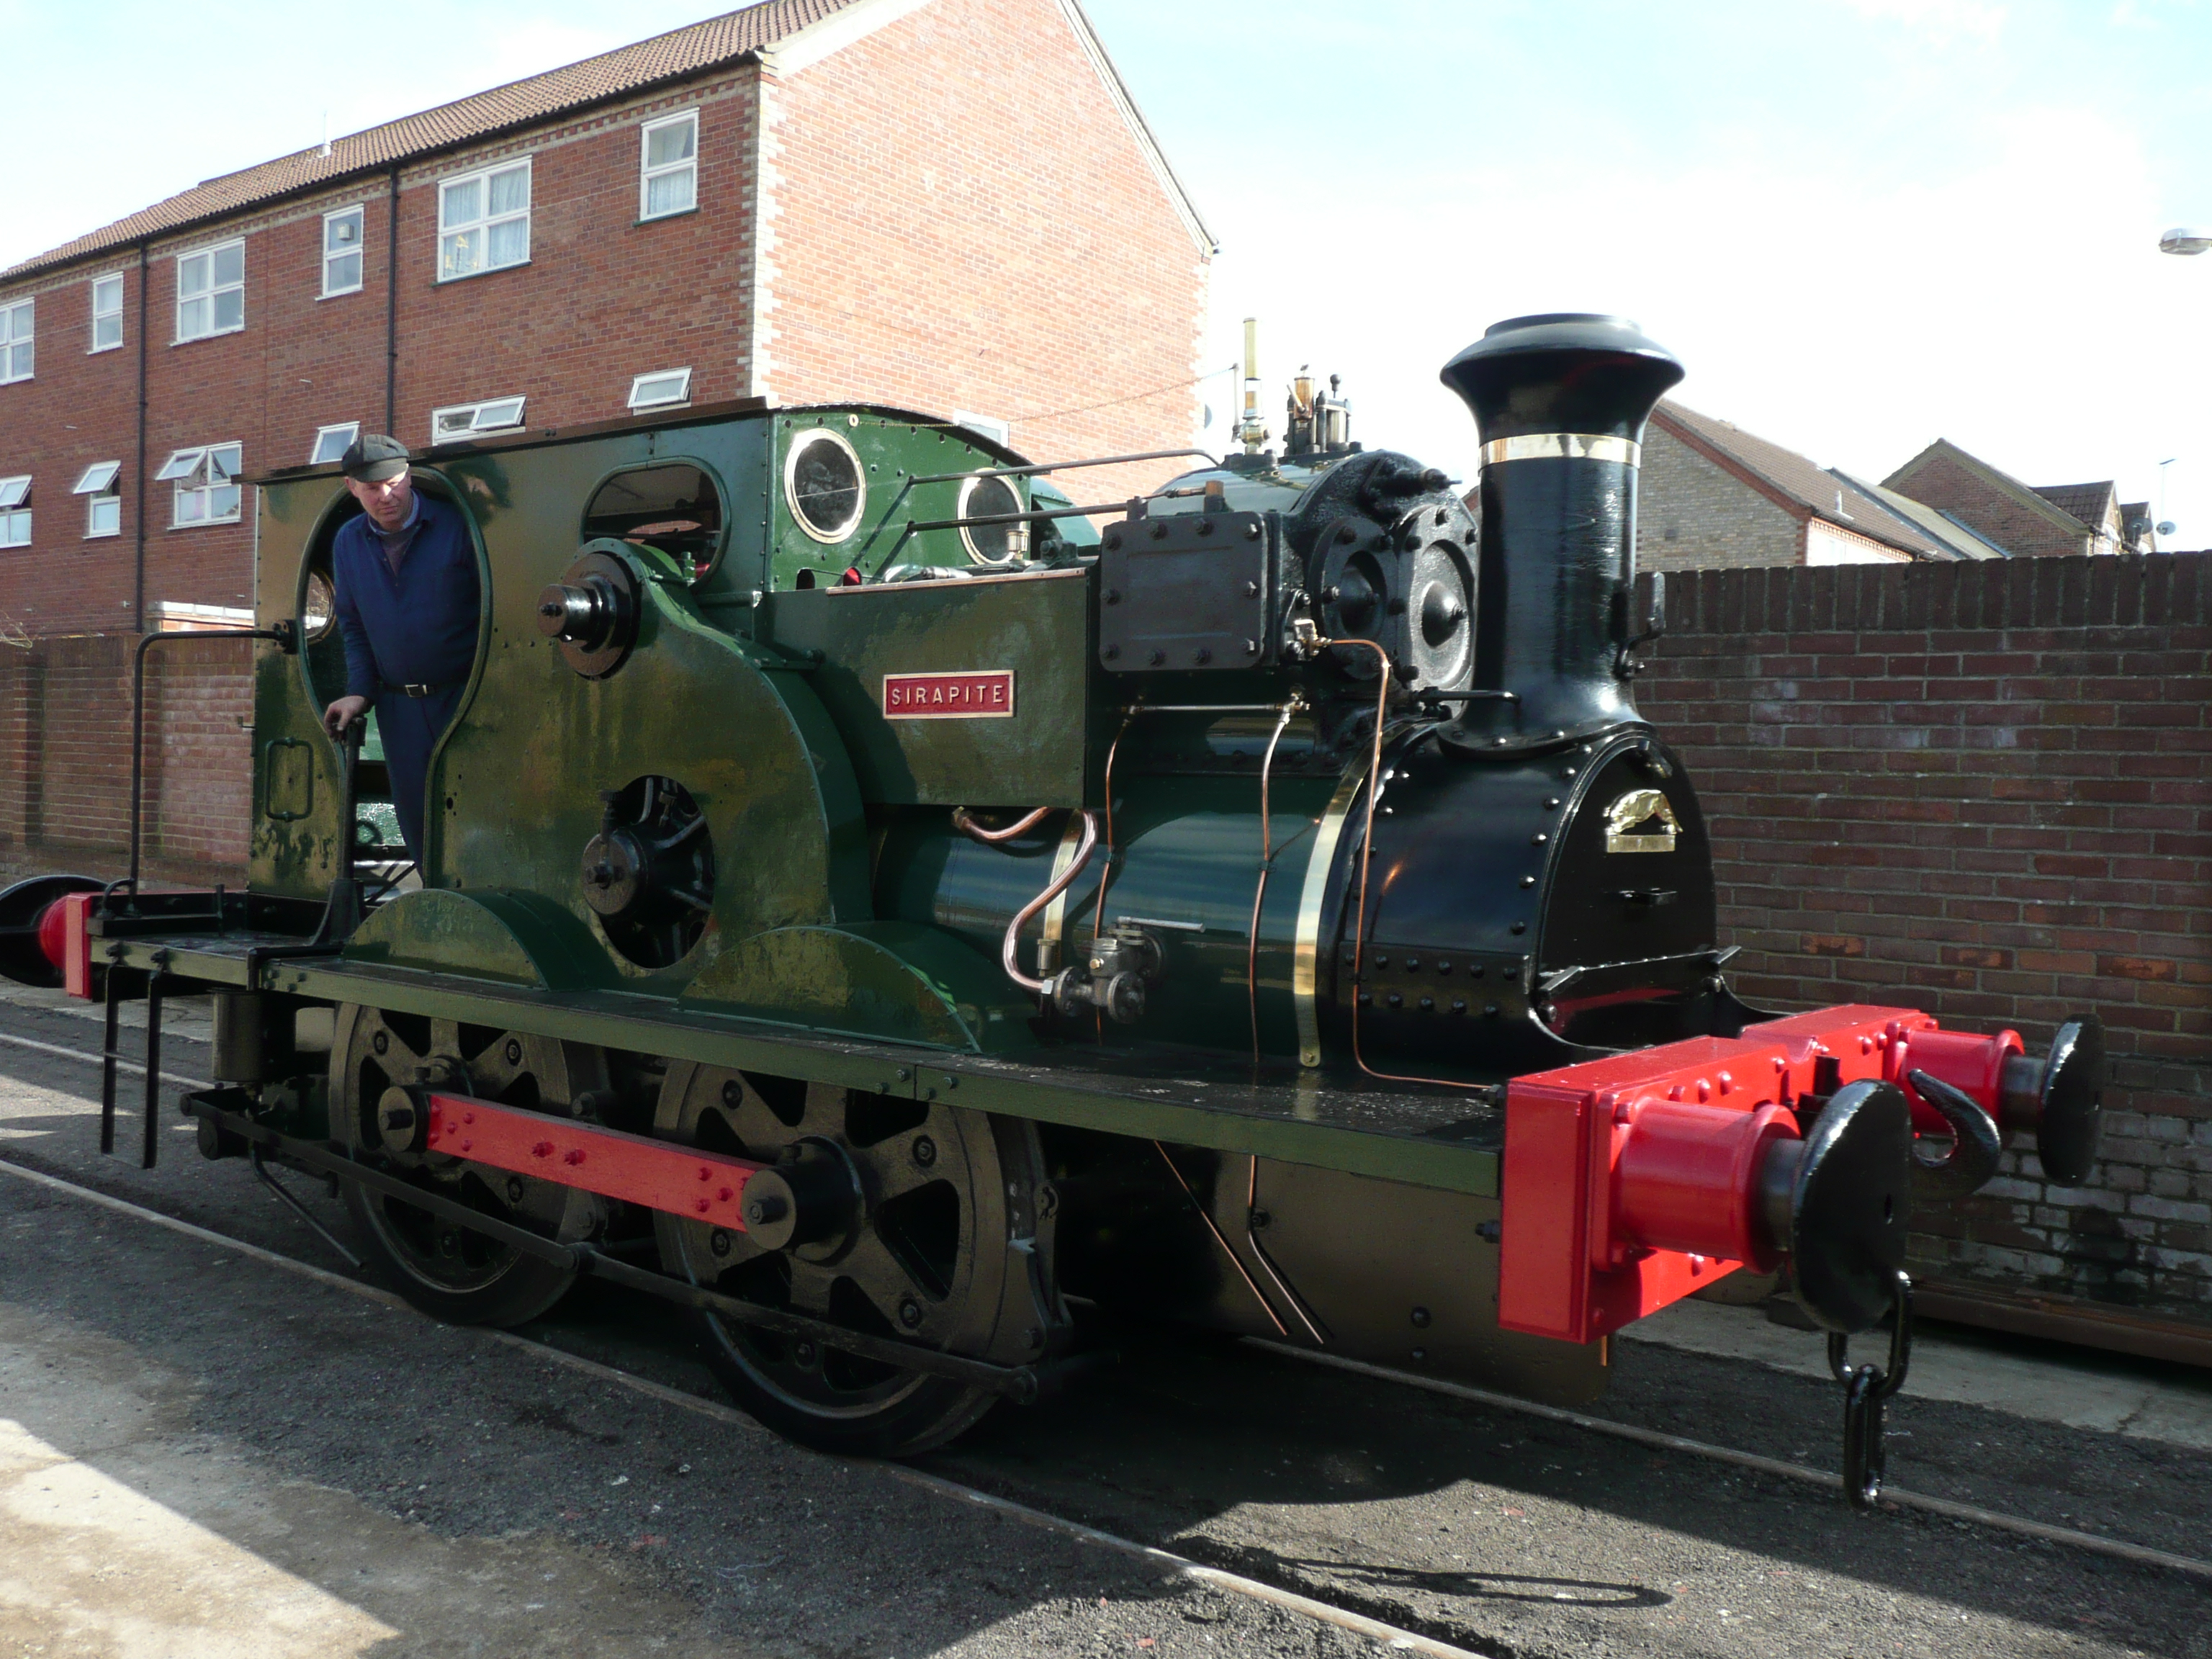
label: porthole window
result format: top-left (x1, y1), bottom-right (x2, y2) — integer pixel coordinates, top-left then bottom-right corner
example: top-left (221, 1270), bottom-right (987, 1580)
top-left (302, 569), bottom-right (338, 642)
top-left (582, 462), bottom-right (724, 583)
top-left (957, 472), bottom-right (1028, 565)
top-left (783, 426), bottom-right (866, 544)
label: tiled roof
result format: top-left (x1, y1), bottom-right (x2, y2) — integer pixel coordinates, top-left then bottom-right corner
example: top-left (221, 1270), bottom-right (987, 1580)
top-left (2032, 481), bottom-right (2116, 529)
top-left (1655, 401), bottom-right (1946, 559)
top-left (3, 0), bottom-right (855, 282)
top-left (1829, 471), bottom-right (2006, 559)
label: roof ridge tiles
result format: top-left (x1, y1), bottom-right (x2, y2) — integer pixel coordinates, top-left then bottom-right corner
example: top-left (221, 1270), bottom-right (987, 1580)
top-left (2, 0), bottom-right (854, 283)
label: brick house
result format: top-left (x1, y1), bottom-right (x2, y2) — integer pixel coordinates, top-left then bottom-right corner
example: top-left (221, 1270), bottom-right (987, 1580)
top-left (0, 0), bottom-right (1214, 642)
top-left (1641, 401), bottom-right (1994, 572)
top-left (1883, 439), bottom-right (2154, 559)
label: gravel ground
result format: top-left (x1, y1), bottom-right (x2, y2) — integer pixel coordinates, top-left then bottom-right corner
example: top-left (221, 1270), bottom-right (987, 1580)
top-left (0, 994), bottom-right (2206, 1657)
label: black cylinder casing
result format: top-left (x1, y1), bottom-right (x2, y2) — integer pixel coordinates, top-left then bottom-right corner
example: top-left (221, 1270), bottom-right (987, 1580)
top-left (1438, 313), bottom-right (1683, 748)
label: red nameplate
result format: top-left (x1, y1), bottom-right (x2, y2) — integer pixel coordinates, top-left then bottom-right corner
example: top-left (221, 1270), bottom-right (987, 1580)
top-left (882, 670), bottom-right (1015, 719)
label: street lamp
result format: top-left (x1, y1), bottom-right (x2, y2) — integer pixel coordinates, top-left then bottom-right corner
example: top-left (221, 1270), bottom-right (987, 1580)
top-left (2162, 227), bottom-right (2212, 255)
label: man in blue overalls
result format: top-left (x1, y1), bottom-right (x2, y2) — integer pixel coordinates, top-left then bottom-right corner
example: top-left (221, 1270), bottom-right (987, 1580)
top-left (320, 434), bottom-right (480, 868)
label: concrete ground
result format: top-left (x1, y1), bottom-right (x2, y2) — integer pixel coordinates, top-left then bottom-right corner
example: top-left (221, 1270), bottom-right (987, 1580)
top-left (1, 984), bottom-right (2209, 1657)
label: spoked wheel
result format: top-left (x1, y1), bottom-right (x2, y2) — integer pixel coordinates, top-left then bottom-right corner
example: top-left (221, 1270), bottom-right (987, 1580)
top-left (654, 1062), bottom-right (1063, 1456)
top-left (330, 1004), bottom-right (606, 1326)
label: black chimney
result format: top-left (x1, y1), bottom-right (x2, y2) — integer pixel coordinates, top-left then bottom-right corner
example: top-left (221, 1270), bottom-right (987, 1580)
top-left (1437, 313), bottom-right (1683, 752)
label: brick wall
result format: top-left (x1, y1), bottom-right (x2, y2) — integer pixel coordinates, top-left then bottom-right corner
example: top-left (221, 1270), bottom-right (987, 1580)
top-left (1640, 552), bottom-right (2212, 1319)
top-left (0, 636), bottom-right (251, 886)
top-left (0, 0), bottom-right (1210, 635)
top-left (765, 0), bottom-right (1211, 507)
top-left (1640, 423), bottom-right (1805, 572)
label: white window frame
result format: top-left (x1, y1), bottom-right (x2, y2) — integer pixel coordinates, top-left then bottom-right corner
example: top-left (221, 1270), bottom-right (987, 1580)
top-left (321, 206), bottom-right (365, 298)
top-left (639, 110), bottom-right (699, 221)
top-left (0, 476), bottom-right (30, 547)
top-left (954, 410), bottom-right (1011, 447)
top-left (310, 423), bottom-right (359, 466)
top-left (72, 461), bottom-right (122, 539)
top-left (157, 443), bottom-right (243, 526)
top-left (0, 300), bottom-right (31, 384)
top-left (89, 274), bottom-right (124, 354)
top-left (429, 397), bottom-right (526, 444)
top-left (626, 368), bottom-right (692, 411)
top-left (175, 238), bottom-right (246, 343)
top-left (156, 600), bottom-right (256, 632)
top-left (438, 159), bottom-right (531, 282)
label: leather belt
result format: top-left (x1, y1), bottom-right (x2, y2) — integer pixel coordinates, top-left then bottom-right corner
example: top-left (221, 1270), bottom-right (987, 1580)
top-left (381, 680), bottom-right (459, 699)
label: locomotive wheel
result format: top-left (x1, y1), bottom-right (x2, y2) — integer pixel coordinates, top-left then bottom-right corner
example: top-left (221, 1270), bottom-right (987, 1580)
top-left (653, 1062), bottom-right (1056, 1457)
top-left (330, 1004), bottom-right (606, 1326)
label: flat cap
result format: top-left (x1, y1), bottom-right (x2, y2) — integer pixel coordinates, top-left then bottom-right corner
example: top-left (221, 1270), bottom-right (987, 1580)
top-left (341, 433), bottom-right (410, 482)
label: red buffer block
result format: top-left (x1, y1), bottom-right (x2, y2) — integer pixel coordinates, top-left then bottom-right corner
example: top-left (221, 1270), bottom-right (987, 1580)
top-left (1497, 1004), bottom-right (2033, 1344)
top-left (57, 893), bottom-right (99, 1000)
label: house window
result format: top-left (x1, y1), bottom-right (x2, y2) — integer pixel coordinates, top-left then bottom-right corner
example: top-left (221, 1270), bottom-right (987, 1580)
top-left (429, 397), bottom-right (525, 443)
top-left (0, 477), bottom-right (29, 547)
top-left (0, 301), bottom-right (31, 383)
top-left (157, 444), bottom-right (243, 526)
top-left (176, 240), bottom-right (245, 341)
top-left (954, 410), bottom-right (1010, 447)
top-left (72, 462), bottom-right (122, 538)
top-left (439, 161), bottom-right (531, 281)
top-left (90, 275), bottom-right (124, 352)
top-left (310, 423), bottom-right (359, 466)
top-left (639, 112), bottom-right (698, 220)
top-left (323, 207), bottom-right (364, 297)
top-left (627, 368), bottom-right (692, 410)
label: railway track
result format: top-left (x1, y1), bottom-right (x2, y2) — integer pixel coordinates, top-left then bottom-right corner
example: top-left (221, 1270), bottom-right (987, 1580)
top-left (1, 1012), bottom-right (2207, 1657)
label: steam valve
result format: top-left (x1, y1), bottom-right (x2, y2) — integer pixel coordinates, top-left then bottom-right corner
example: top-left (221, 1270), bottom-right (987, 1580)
top-left (1048, 925), bottom-right (1161, 1025)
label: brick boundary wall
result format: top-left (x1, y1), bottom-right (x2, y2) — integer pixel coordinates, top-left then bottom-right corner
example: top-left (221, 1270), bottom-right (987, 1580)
top-left (0, 635), bottom-right (253, 889)
top-left (1637, 552), bottom-right (2212, 1323)
top-left (6, 553), bottom-right (2208, 1323)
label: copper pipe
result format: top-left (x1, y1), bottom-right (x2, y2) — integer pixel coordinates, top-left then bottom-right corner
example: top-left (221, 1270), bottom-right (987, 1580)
top-left (1153, 1141), bottom-right (1286, 1337)
top-left (1000, 811), bottom-right (1097, 997)
top-left (1334, 639), bottom-right (1490, 1095)
top-left (1089, 709), bottom-right (1138, 950)
top-left (1246, 697), bottom-right (1299, 1065)
top-left (1245, 1154), bottom-right (1327, 1344)
top-left (951, 805), bottom-right (1053, 844)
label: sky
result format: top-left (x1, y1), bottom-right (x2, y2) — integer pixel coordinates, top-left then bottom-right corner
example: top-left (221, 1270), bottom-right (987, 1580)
top-left (4, 0), bottom-right (2209, 542)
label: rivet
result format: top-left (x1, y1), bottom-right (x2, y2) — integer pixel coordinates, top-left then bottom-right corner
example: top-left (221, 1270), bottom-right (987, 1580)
top-left (1696, 1079), bottom-right (1712, 1102)
top-left (1375, 954), bottom-right (1390, 968)
top-left (1419, 996), bottom-right (1434, 1012)
top-left (1530, 832), bottom-right (1547, 846)
top-left (1406, 956), bottom-right (1421, 970)
top-left (1545, 796), bottom-right (1561, 809)
top-left (1387, 992), bottom-right (1403, 1008)
top-left (1519, 875), bottom-right (1536, 888)
top-left (1105, 588), bottom-right (1121, 604)
top-left (1451, 999), bottom-right (1467, 1015)
top-left (1510, 922), bottom-right (1527, 934)
top-left (1436, 960), bottom-right (1452, 974)
top-left (698, 1166), bottom-right (712, 1182)
top-left (1410, 1305), bottom-right (1431, 1328)
top-left (1717, 1070), bottom-right (1734, 1094)
top-left (1484, 1003), bottom-right (1500, 1018)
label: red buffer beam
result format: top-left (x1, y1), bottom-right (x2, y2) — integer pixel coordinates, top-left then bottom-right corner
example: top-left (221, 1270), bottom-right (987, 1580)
top-left (1498, 1004), bottom-right (2008, 1344)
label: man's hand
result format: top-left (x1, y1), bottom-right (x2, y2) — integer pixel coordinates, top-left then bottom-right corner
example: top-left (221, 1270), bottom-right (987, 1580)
top-left (323, 695), bottom-right (369, 738)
